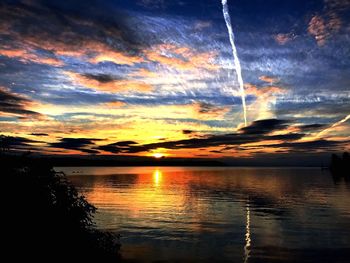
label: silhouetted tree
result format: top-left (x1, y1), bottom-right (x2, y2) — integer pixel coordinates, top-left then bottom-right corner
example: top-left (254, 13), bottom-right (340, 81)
top-left (0, 135), bottom-right (10, 152)
top-left (4, 154), bottom-right (120, 262)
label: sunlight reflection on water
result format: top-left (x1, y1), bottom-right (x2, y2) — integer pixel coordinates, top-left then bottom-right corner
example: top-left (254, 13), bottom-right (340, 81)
top-left (58, 166), bottom-right (350, 262)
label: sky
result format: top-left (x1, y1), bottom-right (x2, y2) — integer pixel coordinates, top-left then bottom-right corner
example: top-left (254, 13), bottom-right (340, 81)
top-left (0, 0), bottom-right (349, 159)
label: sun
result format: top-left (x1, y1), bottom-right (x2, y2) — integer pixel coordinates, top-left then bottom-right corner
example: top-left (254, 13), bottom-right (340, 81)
top-left (152, 153), bottom-right (164, 159)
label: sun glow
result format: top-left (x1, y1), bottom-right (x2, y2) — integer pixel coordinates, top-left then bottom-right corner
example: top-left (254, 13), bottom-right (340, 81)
top-left (153, 153), bottom-right (164, 158)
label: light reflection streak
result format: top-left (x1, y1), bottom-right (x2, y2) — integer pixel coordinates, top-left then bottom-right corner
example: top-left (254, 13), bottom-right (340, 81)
top-left (153, 169), bottom-right (162, 187)
top-left (244, 202), bottom-right (251, 263)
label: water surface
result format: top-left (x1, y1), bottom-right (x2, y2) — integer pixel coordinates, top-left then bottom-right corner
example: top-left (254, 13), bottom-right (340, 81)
top-left (58, 167), bottom-right (350, 262)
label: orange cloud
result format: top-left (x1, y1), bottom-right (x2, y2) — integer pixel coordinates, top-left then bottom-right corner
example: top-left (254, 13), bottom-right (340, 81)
top-left (129, 68), bottom-right (158, 78)
top-left (89, 50), bottom-right (144, 65)
top-left (0, 48), bottom-right (63, 66)
top-left (259, 75), bottom-right (279, 84)
top-left (12, 32), bottom-right (144, 66)
top-left (316, 114), bottom-right (350, 138)
top-left (308, 15), bottom-right (328, 46)
top-left (104, 101), bottom-right (126, 108)
top-left (274, 33), bottom-right (295, 45)
top-left (307, 0), bottom-right (349, 46)
top-left (65, 72), bottom-right (153, 93)
top-left (145, 44), bottom-right (218, 71)
top-left (245, 84), bottom-right (285, 97)
top-left (245, 83), bottom-right (287, 120)
top-left (308, 13), bottom-right (341, 46)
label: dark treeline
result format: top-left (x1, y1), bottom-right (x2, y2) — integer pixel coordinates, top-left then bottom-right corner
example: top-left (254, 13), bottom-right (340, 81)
top-left (330, 152), bottom-right (350, 179)
top-left (3, 153), bottom-right (121, 261)
top-left (10, 154), bottom-right (228, 167)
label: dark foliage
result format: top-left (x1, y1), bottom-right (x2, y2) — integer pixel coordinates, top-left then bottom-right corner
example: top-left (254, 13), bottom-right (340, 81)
top-left (3, 153), bottom-right (120, 261)
top-left (330, 152), bottom-right (350, 179)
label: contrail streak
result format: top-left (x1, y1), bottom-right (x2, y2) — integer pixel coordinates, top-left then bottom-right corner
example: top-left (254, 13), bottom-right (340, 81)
top-left (221, 0), bottom-right (247, 126)
top-left (316, 114), bottom-right (350, 138)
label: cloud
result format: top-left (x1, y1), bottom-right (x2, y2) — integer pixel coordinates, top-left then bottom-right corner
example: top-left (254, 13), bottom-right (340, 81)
top-left (239, 119), bottom-right (290, 135)
top-left (145, 44), bottom-right (218, 71)
top-left (129, 68), bottom-right (158, 78)
top-left (316, 114), bottom-right (350, 138)
top-left (259, 75), bottom-right (279, 84)
top-left (0, 1), bottom-right (146, 67)
top-left (89, 50), bottom-right (144, 65)
top-left (30, 133), bottom-right (49, 136)
top-left (297, 124), bottom-right (327, 131)
top-left (97, 119), bottom-right (305, 154)
top-left (308, 15), bottom-right (333, 46)
top-left (104, 101), bottom-right (126, 108)
top-left (266, 139), bottom-right (349, 152)
top-left (137, 0), bottom-right (166, 9)
top-left (324, 0), bottom-right (350, 12)
top-left (274, 33), bottom-right (296, 45)
top-left (97, 140), bottom-right (138, 154)
top-left (194, 21), bottom-right (212, 30)
top-left (307, 0), bottom-right (348, 46)
top-left (182, 130), bottom-right (194, 135)
top-left (49, 138), bottom-right (102, 154)
top-left (65, 72), bottom-right (153, 93)
top-left (245, 83), bottom-right (286, 120)
top-left (245, 84), bottom-right (285, 97)
top-left (0, 86), bottom-right (42, 119)
top-left (0, 135), bottom-right (41, 151)
top-left (191, 102), bottom-right (231, 120)
top-left (97, 131), bottom-right (305, 154)
top-left (276, 97), bottom-right (350, 118)
top-left (0, 48), bottom-right (63, 66)
top-left (112, 141), bottom-right (138, 146)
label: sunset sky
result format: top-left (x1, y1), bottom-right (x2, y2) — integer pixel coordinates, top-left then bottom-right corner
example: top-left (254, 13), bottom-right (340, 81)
top-left (0, 0), bottom-right (349, 158)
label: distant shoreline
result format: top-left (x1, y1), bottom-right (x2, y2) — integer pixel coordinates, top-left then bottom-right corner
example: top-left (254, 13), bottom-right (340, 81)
top-left (55, 165), bottom-right (326, 168)
top-left (2, 152), bottom-right (332, 167)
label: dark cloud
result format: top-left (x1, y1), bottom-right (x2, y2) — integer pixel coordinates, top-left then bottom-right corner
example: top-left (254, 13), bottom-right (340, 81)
top-left (30, 133), bottom-right (49, 136)
top-left (197, 102), bottom-right (217, 114)
top-left (0, 0), bottom-right (147, 59)
top-left (97, 119), bottom-right (305, 154)
top-left (0, 87), bottom-right (42, 118)
top-left (110, 141), bottom-right (138, 146)
top-left (298, 124), bottom-right (327, 131)
top-left (182, 130), bottom-right (194, 134)
top-left (49, 138), bottom-right (102, 154)
top-left (82, 73), bottom-right (119, 83)
top-left (276, 99), bottom-right (350, 118)
top-left (266, 139), bottom-right (350, 152)
top-left (239, 119), bottom-right (290, 135)
top-left (0, 135), bottom-right (40, 150)
top-left (96, 118), bottom-right (349, 155)
top-left (137, 0), bottom-right (166, 9)
top-left (267, 133), bottom-right (304, 141)
top-left (97, 141), bottom-right (138, 153)
top-left (97, 145), bottom-right (121, 154)
top-left (210, 150), bottom-right (222, 153)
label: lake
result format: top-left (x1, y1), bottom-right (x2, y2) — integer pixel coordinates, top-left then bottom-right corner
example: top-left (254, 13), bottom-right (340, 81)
top-left (57, 167), bottom-right (350, 262)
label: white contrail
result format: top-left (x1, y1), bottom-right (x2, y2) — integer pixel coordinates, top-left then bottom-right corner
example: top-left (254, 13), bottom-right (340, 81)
top-left (316, 114), bottom-right (350, 138)
top-left (221, 0), bottom-right (247, 126)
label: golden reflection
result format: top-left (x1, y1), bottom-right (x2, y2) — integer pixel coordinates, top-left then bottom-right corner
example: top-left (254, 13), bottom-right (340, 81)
top-left (244, 203), bottom-right (251, 263)
top-left (153, 169), bottom-right (162, 187)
